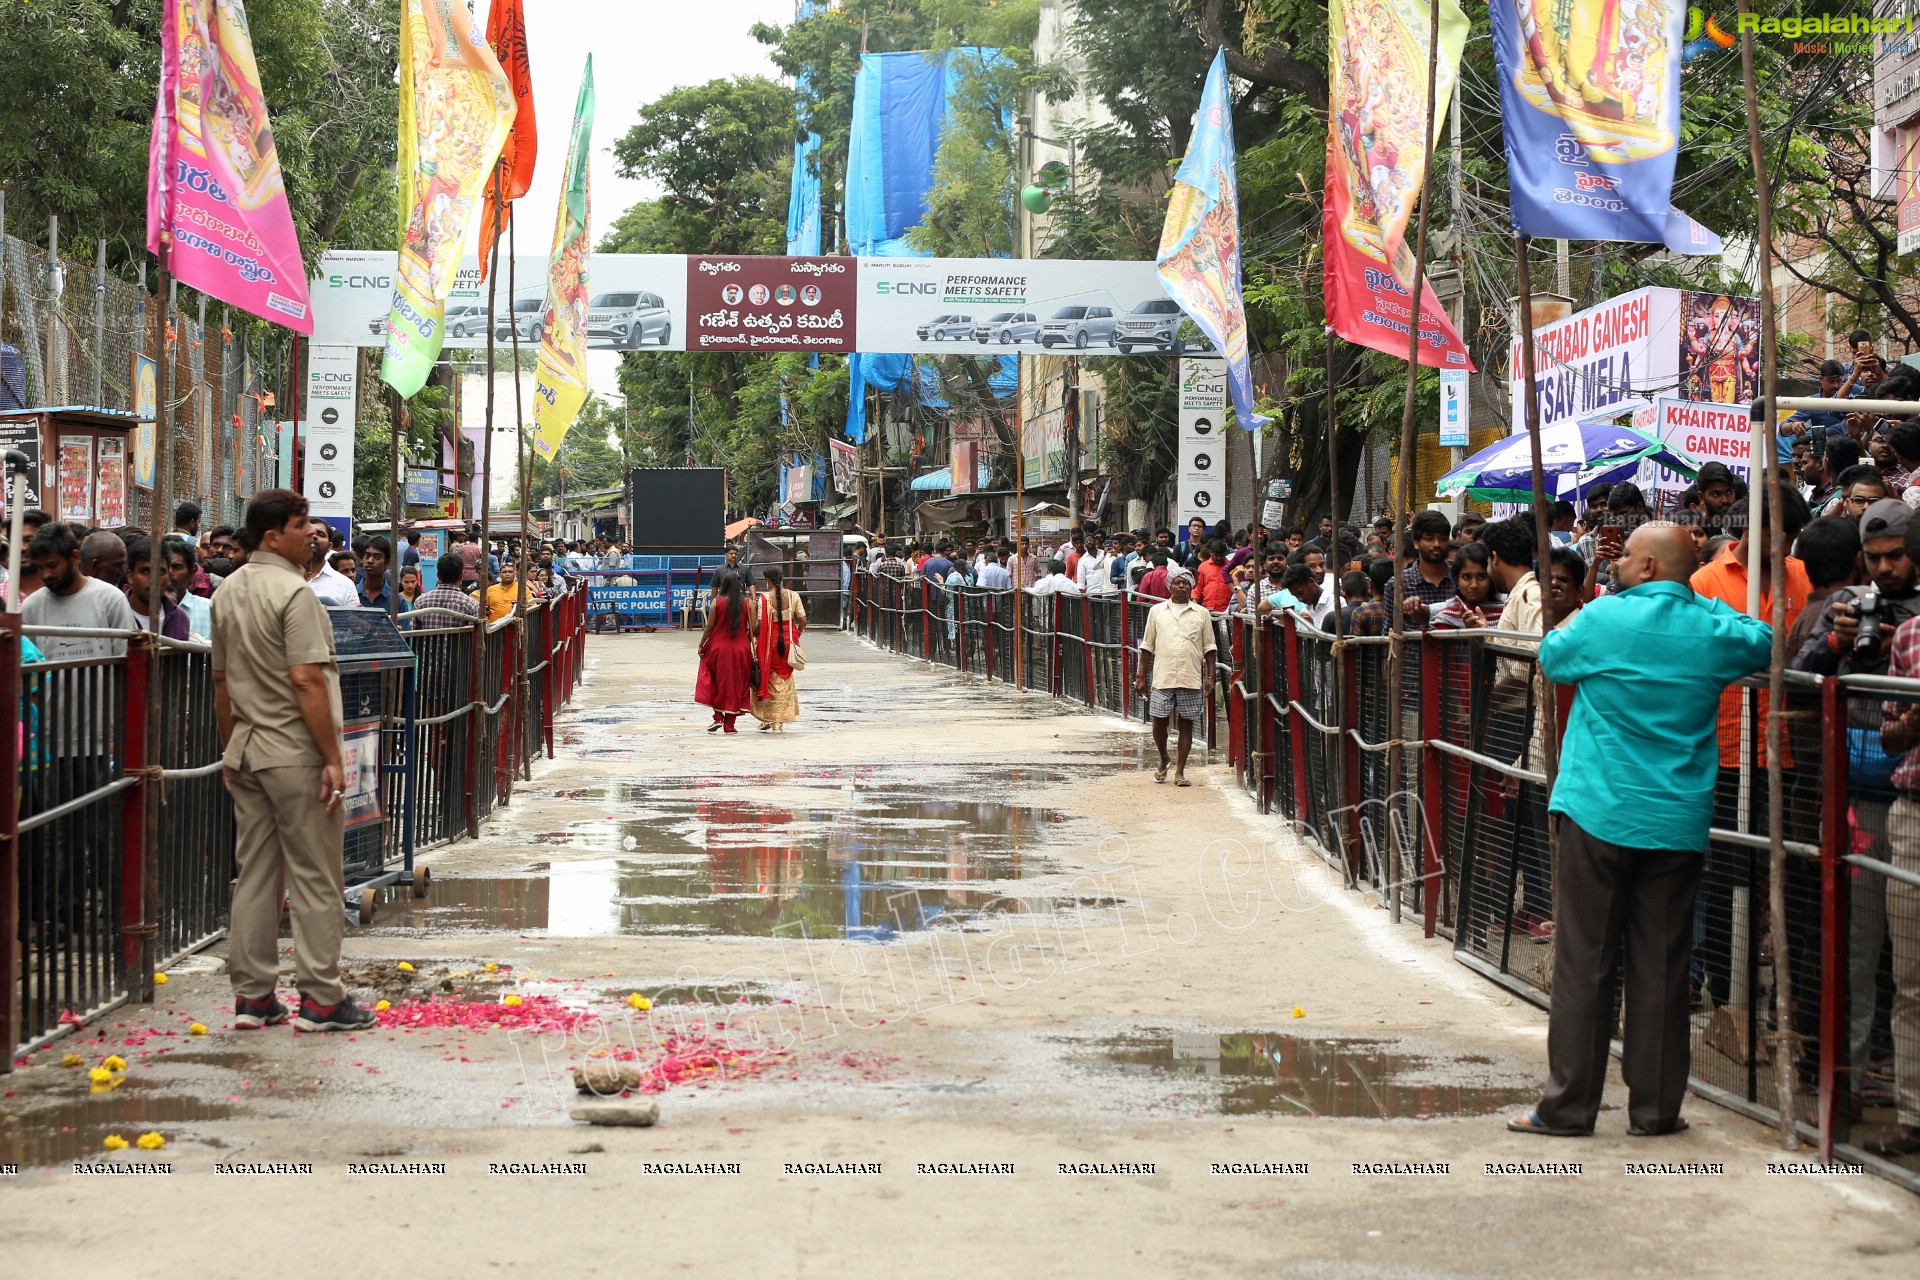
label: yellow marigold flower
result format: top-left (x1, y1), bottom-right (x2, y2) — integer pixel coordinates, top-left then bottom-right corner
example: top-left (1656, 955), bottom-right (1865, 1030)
top-left (485, 962), bottom-right (498, 972)
top-left (61, 1053), bottom-right (83, 1068)
top-left (626, 994), bottom-right (651, 1011)
top-left (188, 1023), bottom-right (207, 1036)
top-left (396, 961), bottom-right (415, 973)
top-left (136, 1132), bottom-right (165, 1150)
top-left (153, 973), bottom-right (168, 985)
top-left (501, 994), bottom-right (523, 1007)
top-left (1290, 1006), bottom-right (1306, 1019)
top-left (103, 1054), bottom-right (128, 1071)
top-left (88, 1067), bottom-right (113, 1084)
top-left (102, 1134), bottom-right (128, 1151)
top-left (375, 1000), bottom-right (391, 1012)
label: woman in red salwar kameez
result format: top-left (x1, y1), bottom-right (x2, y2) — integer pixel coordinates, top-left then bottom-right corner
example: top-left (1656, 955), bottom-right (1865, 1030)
top-left (696, 572), bottom-right (755, 733)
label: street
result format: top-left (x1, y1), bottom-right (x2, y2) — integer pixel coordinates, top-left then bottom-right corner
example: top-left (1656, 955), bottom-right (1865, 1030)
top-left (3, 630), bottom-right (1914, 1277)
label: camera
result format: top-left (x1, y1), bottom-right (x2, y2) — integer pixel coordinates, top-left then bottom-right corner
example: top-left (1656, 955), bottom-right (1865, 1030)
top-left (1855, 589), bottom-right (1882, 656)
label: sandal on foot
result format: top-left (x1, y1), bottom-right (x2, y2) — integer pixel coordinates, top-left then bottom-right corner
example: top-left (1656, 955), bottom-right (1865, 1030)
top-left (1507, 1108), bottom-right (1590, 1137)
top-left (1627, 1117), bottom-right (1690, 1137)
top-left (1174, 775), bottom-right (1192, 787)
top-left (1153, 766), bottom-right (1168, 784)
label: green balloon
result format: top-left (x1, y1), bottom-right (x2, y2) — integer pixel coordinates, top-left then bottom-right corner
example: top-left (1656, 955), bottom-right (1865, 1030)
top-left (1021, 184), bottom-right (1051, 214)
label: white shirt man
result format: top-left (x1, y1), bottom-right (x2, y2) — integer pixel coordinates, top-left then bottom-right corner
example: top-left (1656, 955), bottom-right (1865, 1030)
top-left (309, 562), bottom-right (360, 608)
top-left (1076, 547), bottom-right (1115, 595)
top-left (1027, 564), bottom-right (1079, 596)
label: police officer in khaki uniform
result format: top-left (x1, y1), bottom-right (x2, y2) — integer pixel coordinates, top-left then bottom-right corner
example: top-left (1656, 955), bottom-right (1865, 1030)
top-left (211, 490), bottom-right (375, 1032)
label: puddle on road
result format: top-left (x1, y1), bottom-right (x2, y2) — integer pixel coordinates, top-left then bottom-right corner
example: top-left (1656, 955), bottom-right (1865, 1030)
top-left (385, 786), bottom-right (1118, 941)
top-left (1071, 1031), bottom-right (1538, 1120)
top-left (1, 1092), bottom-right (245, 1168)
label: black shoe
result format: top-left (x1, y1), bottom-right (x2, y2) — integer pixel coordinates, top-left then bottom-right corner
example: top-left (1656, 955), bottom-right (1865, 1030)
top-left (292, 995), bottom-right (378, 1033)
top-left (1864, 1124), bottom-right (1920, 1158)
top-left (234, 994), bottom-right (290, 1029)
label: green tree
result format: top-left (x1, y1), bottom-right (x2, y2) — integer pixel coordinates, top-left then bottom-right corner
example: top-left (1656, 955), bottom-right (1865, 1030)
top-left (609, 76), bottom-right (793, 256)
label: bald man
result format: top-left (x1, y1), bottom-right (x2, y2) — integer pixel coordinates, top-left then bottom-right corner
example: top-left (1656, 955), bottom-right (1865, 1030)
top-left (1509, 524), bottom-right (1772, 1139)
top-left (79, 529), bottom-right (128, 590)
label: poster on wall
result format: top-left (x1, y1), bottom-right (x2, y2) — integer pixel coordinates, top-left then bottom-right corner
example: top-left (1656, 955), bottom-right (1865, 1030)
top-left (1438, 369), bottom-right (1469, 447)
top-left (57, 436), bottom-right (94, 522)
top-left (1176, 357), bottom-right (1228, 535)
top-left (0, 418), bottom-right (42, 519)
top-left (95, 437), bottom-right (127, 526)
top-left (132, 354), bottom-right (157, 487)
top-left (1898, 122), bottom-right (1920, 257)
top-left (829, 438), bottom-right (858, 495)
top-left (340, 720), bottom-right (384, 829)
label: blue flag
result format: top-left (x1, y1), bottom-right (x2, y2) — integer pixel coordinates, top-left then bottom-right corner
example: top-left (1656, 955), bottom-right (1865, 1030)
top-left (1490, 0), bottom-right (1720, 254)
top-left (1157, 48), bottom-right (1269, 429)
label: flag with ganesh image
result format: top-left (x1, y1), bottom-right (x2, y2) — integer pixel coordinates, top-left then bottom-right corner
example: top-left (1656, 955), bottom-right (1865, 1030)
top-left (1321, 0), bottom-right (1474, 369)
top-left (1490, 0), bottom-right (1721, 253)
top-left (1156, 47), bottom-right (1268, 429)
top-left (478, 0), bottom-right (536, 281)
top-left (145, 0), bottom-right (312, 332)
top-left (530, 57), bottom-right (595, 462)
top-left (380, 0), bottom-right (516, 398)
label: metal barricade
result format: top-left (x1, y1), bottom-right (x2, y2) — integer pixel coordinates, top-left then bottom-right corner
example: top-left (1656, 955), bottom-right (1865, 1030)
top-left (153, 641), bottom-right (231, 966)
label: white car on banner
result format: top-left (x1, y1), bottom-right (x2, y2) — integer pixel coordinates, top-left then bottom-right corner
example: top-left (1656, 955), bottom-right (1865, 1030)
top-left (312, 251), bottom-right (688, 351)
top-left (855, 257), bottom-right (1165, 356)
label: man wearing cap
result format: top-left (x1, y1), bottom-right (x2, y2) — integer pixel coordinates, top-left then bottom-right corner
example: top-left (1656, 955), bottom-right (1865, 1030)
top-left (211, 490), bottom-right (376, 1034)
top-left (1134, 567), bottom-right (1216, 786)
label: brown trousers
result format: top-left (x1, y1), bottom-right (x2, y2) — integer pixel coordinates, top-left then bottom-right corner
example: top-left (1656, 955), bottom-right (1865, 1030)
top-left (1537, 816), bottom-right (1703, 1134)
top-left (227, 764), bottom-right (346, 1005)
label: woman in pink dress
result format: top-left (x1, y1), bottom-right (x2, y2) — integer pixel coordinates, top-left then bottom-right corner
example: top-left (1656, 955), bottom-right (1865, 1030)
top-left (696, 571), bottom-right (755, 733)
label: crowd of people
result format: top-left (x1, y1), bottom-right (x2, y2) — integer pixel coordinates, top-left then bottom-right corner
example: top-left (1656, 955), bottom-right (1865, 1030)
top-left (0, 501), bottom-right (599, 666)
top-left (846, 450), bottom-right (1919, 1159)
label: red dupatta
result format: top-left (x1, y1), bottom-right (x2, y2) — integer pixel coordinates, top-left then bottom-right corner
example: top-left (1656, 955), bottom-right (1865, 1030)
top-left (755, 589), bottom-right (794, 698)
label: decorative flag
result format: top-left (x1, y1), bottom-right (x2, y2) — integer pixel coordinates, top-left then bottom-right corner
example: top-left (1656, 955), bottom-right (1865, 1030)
top-left (1156, 48), bottom-right (1268, 429)
top-left (530, 58), bottom-right (595, 462)
top-left (381, 0), bottom-right (516, 398)
top-left (478, 0), bottom-right (536, 280)
top-left (146, 0), bottom-right (312, 332)
top-left (1490, 0), bottom-right (1721, 254)
top-left (1322, 0), bottom-right (1474, 369)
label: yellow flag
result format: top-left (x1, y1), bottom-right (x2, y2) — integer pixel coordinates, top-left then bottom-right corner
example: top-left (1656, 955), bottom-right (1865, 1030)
top-left (531, 57), bottom-right (594, 459)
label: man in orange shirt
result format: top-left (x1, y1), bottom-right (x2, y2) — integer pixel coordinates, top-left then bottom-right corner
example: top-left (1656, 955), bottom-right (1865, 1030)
top-left (1194, 539), bottom-right (1234, 612)
top-left (1686, 480), bottom-right (1811, 1008)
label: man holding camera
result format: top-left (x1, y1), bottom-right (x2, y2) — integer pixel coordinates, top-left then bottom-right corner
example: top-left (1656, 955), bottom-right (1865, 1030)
top-left (1793, 498), bottom-right (1920, 1121)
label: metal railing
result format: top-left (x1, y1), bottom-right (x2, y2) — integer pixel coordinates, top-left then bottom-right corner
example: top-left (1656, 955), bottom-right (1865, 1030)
top-left (848, 570), bottom-right (1920, 1191)
top-left (2, 586), bottom-right (590, 1062)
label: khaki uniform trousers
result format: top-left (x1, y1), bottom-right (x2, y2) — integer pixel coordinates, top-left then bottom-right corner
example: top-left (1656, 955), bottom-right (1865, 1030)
top-left (228, 764), bottom-right (346, 1005)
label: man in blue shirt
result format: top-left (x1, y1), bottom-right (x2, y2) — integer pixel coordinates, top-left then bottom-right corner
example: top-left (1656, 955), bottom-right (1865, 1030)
top-left (919, 541), bottom-right (954, 582)
top-left (1510, 524), bottom-right (1771, 1140)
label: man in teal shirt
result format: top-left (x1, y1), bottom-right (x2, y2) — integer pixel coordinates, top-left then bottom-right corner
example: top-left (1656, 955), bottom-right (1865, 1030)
top-left (1510, 525), bottom-right (1772, 1139)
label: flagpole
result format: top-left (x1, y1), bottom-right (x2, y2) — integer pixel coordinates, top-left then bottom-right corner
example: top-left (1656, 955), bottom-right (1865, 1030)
top-left (509, 201), bottom-right (531, 786)
top-left (1381, 0), bottom-right (1447, 922)
top-left (139, 260), bottom-right (174, 999)
top-left (1738, 0), bottom-right (1796, 1151)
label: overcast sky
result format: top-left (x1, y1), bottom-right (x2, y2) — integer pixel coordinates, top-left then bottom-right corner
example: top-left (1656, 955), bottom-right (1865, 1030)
top-left (469, 0), bottom-right (796, 253)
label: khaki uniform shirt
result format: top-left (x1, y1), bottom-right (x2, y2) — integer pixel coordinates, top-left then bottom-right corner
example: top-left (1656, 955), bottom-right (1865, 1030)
top-left (1140, 599), bottom-right (1217, 690)
top-left (211, 550), bottom-right (344, 769)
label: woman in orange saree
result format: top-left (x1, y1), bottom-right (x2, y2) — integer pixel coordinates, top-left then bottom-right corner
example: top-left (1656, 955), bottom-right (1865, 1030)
top-left (750, 565), bottom-right (807, 731)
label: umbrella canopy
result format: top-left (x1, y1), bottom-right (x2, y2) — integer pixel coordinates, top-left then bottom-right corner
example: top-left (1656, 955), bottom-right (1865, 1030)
top-left (1436, 419), bottom-right (1701, 503)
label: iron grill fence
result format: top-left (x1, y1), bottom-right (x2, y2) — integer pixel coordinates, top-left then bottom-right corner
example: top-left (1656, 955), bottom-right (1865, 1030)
top-left (848, 570), bottom-right (1920, 1192)
top-left (3, 588), bottom-right (590, 1063)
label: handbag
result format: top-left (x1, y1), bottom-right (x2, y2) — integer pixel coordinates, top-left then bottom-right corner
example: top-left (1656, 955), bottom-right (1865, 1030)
top-left (773, 590), bottom-right (806, 668)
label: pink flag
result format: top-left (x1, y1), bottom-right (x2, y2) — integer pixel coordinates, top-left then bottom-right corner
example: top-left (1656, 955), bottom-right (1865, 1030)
top-left (146, 0), bottom-right (312, 332)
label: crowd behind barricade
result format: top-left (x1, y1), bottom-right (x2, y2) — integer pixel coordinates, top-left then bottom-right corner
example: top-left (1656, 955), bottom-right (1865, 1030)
top-left (0, 500), bottom-right (617, 652)
top-left (848, 384), bottom-right (1920, 1167)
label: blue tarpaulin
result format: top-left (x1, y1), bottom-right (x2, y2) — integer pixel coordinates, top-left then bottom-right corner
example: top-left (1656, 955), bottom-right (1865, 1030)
top-left (785, 2), bottom-right (824, 256)
top-left (840, 48), bottom-right (1009, 443)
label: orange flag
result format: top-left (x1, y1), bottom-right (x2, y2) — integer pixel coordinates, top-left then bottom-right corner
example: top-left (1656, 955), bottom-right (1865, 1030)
top-left (478, 0), bottom-right (537, 279)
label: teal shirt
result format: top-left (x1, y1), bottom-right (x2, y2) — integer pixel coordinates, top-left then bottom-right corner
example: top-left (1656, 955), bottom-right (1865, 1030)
top-left (1539, 580), bottom-right (1772, 852)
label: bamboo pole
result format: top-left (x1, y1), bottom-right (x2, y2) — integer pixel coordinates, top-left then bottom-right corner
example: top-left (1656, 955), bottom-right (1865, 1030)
top-left (1739, 0), bottom-right (1798, 1150)
top-left (509, 202), bottom-right (530, 786)
top-left (138, 262), bottom-right (174, 1001)
top-left (1383, 0), bottom-right (1445, 921)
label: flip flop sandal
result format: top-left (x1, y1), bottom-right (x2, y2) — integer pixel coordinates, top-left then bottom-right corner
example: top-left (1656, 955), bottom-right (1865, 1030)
top-left (1153, 767), bottom-right (1168, 784)
top-left (1174, 776), bottom-right (1192, 787)
top-left (1507, 1108), bottom-right (1590, 1137)
top-left (1627, 1118), bottom-right (1690, 1137)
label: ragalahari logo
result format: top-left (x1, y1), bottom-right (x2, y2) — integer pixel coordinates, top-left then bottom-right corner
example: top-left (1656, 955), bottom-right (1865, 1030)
top-left (1684, 8), bottom-right (1738, 62)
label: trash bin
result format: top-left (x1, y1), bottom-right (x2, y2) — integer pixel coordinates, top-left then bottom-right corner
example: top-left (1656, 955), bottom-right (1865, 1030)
top-left (329, 608), bottom-right (424, 923)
